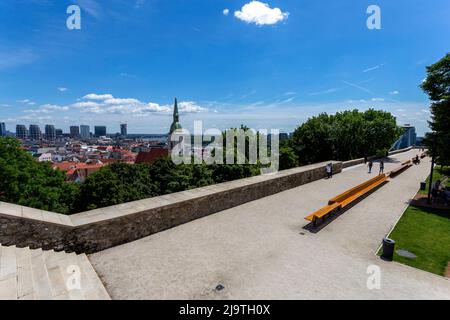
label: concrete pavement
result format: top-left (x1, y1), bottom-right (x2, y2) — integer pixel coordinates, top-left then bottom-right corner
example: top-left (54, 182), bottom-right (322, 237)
top-left (89, 150), bottom-right (450, 299)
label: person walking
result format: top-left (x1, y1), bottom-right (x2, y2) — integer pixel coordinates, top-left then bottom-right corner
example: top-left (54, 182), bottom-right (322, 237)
top-left (379, 160), bottom-right (385, 174)
top-left (326, 163), bottom-right (332, 179)
top-left (368, 160), bottom-right (373, 174)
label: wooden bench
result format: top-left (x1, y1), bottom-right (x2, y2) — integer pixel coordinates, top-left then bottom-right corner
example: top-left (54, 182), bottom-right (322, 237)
top-left (389, 160), bottom-right (413, 178)
top-left (305, 202), bottom-right (341, 226)
top-left (305, 174), bottom-right (388, 227)
top-left (328, 174), bottom-right (387, 206)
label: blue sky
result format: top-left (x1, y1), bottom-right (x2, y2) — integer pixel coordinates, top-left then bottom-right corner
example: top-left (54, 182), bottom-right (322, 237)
top-left (0, 0), bottom-right (449, 135)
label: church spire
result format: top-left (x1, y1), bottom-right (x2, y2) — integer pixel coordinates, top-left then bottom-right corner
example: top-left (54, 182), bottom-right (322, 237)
top-left (173, 97), bottom-right (179, 122)
top-left (169, 97), bottom-right (182, 135)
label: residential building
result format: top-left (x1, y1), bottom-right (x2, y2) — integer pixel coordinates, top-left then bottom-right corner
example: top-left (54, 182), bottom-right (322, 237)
top-left (29, 125), bottom-right (41, 140)
top-left (120, 123), bottom-right (127, 137)
top-left (38, 153), bottom-right (52, 162)
top-left (80, 125), bottom-right (90, 139)
top-left (95, 126), bottom-right (107, 137)
top-left (55, 129), bottom-right (63, 138)
top-left (16, 125), bottom-right (28, 139)
top-left (70, 126), bottom-right (80, 138)
top-left (135, 148), bottom-right (169, 164)
top-left (0, 122), bottom-right (6, 137)
top-left (45, 125), bottom-right (56, 140)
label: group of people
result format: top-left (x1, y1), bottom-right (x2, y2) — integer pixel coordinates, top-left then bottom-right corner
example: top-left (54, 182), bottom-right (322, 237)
top-left (366, 159), bottom-right (384, 175)
top-left (431, 180), bottom-right (450, 206)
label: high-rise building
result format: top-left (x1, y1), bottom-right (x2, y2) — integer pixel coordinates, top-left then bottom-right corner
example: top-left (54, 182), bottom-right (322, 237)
top-left (29, 125), bottom-right (41, 140)
top-left (80, 125), bottom-right (90, 139)
top-left (70, 126), bottom-right (80, 138)
top-left (120, 123), bottom-right (127, 137)
top-left (391, 124), bottom-right (417, 150)
top-left (16, 125), bottom-right (28, 139)
top-left (55, 129), bottom-right (63, 138)
top-left (94, 126), bottom-right (107, 137)
top-left (0, 123), bottom-right (6, 137)
top-left (45, 125), bottom-right (56, 140)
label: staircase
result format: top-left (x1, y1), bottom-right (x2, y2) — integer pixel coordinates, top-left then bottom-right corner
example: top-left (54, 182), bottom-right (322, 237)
top-left (0, 244), bottom-right (110, 300)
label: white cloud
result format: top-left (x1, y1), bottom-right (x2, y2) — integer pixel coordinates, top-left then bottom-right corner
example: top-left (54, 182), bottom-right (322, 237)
top-left (83, 93), bottom-right (114, 100)
top-left (76, 93), bottom-right (206, 115)
top-left (23, 104), bottom-right (69, 114)
top-left (177, 101), bottom-right (208, 113)
top-left (234, 1), bottom-right (289, 26)
top-left (71, 101), bottom-right (101, 108)
top-left (18, 99), bottom-right (36, 106)
top-left (390, 90), bottom-right (400, 95)
top-left (57, 87), bottom-right (67, 92)
top-left (371, 98), bottom-right (385, 102)
top-left (223, 8), bottom-right (230, 16)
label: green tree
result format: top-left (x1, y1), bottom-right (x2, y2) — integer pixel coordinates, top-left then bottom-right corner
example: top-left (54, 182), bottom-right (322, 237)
top-left (279, 140), bottom-right (299, 170)
top-left (421, 53), bottom-right (450, 165)
top-left (77, 162), bottom-right (158, 211)
top-left (0, 137), bottom-right (78, 214)
top-left (291, 109), bottom-right (400, 164)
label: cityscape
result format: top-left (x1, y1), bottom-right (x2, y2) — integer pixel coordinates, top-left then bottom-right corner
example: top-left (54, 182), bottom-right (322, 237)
top-left (0, 0), bottom-right (449, 308)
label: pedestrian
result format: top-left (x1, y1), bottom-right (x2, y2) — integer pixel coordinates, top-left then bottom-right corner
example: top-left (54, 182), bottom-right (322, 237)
top-left (379, 160), bottom-right (384, 174)
top-left (368, 160), bottom-right (373, 174)
top-left (364, 156), bottom-right (368, 164)
top-left (326, 163), bottom-right (332, 179)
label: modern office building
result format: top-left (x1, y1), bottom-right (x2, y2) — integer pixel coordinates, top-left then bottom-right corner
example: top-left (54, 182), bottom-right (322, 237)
top-left (94, 126), bottom-right (107, 137)
top-left (70, 126), bottom-right (80, 138)
top-left (0, 122), bottom-right (6, 137)
top-left (391, 124), bottom-right (417, 150)
top-left (80, 125), bottom-right (90, 139)
top-left (16, 125), bottom-right (28, 139)
top-left (55, 129), bottom-right (63, 138)
top-left (29, 125), bottom-right (41, 140)
top-left (120, 123), bottom-right (127, 137)
top-left (45, 125), bottom-right (56, 140)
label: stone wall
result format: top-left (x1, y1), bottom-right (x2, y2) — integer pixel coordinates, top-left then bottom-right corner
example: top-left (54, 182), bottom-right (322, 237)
top-left (0, 161), bottom-right (342, 254)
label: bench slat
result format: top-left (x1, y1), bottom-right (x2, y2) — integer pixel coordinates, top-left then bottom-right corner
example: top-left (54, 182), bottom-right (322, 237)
top-left (305, 173), bottom-right (388, 225)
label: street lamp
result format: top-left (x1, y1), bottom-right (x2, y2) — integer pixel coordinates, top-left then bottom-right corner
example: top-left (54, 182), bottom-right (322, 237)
top-left (427, 133), bottom-right (437, 204)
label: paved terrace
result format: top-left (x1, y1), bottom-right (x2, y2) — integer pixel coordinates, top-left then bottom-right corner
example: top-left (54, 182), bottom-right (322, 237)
top-left (90, 150), bottom-right (450, 300)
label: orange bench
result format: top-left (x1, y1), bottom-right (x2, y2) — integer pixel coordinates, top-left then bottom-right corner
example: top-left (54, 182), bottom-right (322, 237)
top-left (305, 174), bottom-right (388, 227)
top-left (389, 160), bottom-right (413, 177)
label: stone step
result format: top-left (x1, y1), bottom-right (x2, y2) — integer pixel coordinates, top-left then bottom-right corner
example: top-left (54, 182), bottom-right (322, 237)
top-left (0, 244), bottom-right (110, 300)
top-left (77, 254), bottom-right (110, 300)
top-left (30, 248), bottom-right (53, 300)
top-left (16, 246), bottom-right (33, 299)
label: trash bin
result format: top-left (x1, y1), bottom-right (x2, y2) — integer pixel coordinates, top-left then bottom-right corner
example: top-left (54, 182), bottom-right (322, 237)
top-left (420, 182), bottom-right (427, 191)
top-left (382, 238), bottom-right (396, 261)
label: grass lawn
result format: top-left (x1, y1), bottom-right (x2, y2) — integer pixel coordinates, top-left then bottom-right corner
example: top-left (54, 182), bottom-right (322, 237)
top-left (419, 166), bottom-right (450, 195)
top-left (385, 205), bottom-right (450, 276)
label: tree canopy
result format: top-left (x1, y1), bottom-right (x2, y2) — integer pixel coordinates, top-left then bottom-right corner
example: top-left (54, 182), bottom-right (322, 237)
top-left (0, 137), bottom-right (77, 214)
top-left (421, 53), bottom-right (450, 165)
top-left (290, 109), bottom-right (401, 164)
